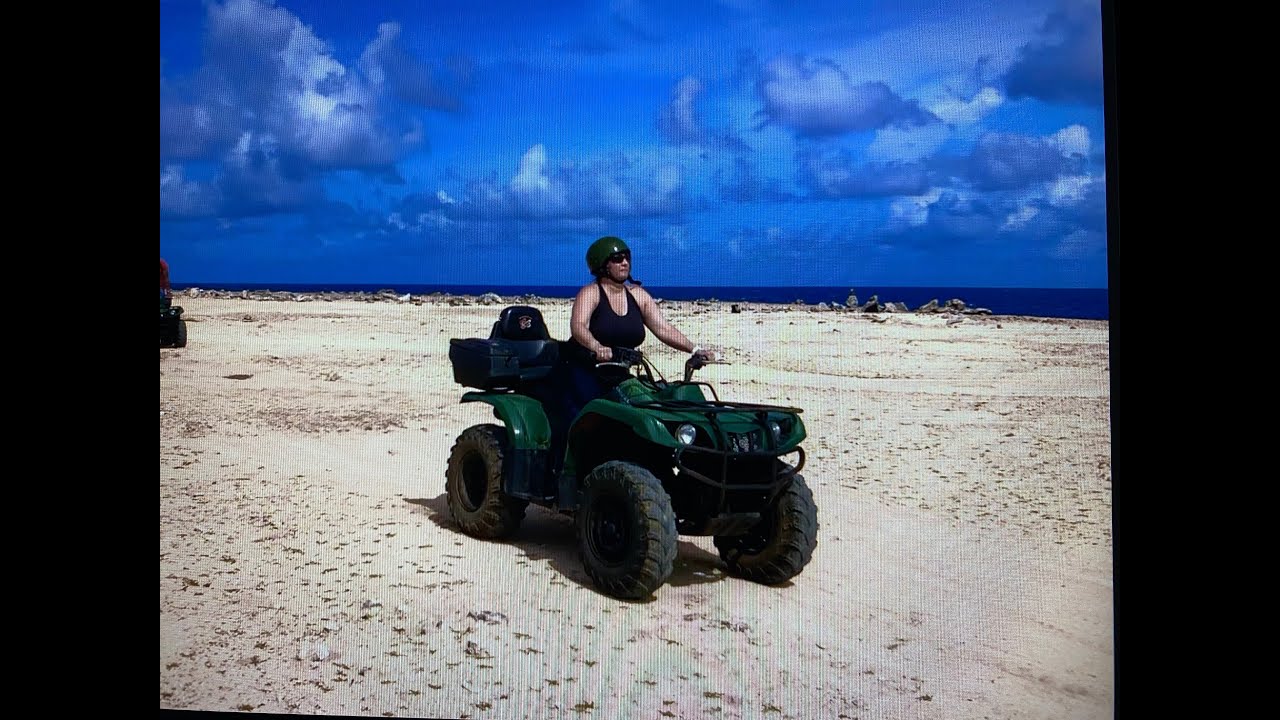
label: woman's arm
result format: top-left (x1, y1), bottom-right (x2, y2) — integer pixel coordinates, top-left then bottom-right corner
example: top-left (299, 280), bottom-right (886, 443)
top-left (634, 287), bottom-right (696, 353)
top-left (570, 284), bottom-right (612, 360)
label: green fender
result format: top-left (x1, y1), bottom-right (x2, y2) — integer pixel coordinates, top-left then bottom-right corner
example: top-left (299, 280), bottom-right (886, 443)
top-left (573, 397), bottom-right (683, 447)
top-left (586, 379), bottom-right (808, 452)
top-left (558, 395), bottom-right (680, 485)
top-left (461, 392), bottom-right (552, 450)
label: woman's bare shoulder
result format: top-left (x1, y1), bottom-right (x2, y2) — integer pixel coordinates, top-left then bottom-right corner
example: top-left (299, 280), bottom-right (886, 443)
top-left (634, 284), bottom-right (665, 312)
top-left (572, 281), bottom-right (600, 306)
top-left (628, 283), bottom-right (654, 302)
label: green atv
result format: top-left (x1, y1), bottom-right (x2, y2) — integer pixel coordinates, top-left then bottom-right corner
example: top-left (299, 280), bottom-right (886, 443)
top-left (445, 305), bottom-right (818, 599)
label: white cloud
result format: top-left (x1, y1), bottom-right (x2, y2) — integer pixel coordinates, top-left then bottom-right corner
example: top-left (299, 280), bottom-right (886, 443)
top-left (890, 188), bottom-right (944, 226)
top-left (658, 76), bottom-right (704, 144)
top-left (510, 144), bottom-right (569, 215)
top-left (228, 131), bottom-right (277, 167)
top-left (1048, 174), bottom-right (1091, 207)
top-left (1053, 124), bottom-right (1090, 159)
top-left (1001, 204), bottom-right (1040, 230)
top-left (1051, 228), bottom-right (1096, 260)
top-left (930, 87), bottom-right (1004, 126)
top-left (431, 145), bottom-right (687, 222)
top-left (757, 55), bottom-right (938, 136)
top-left (280, 17), bottom-right (345, 87)
top-left (384, 209), bottom-right (453, 234)
top-left (512, 144), bottom-right (552, 193)
top-left (359, 22), bottom-right (398, 87)
top-left (419, 211), bottom-right (452, 230)
top-left (662, 224), bottom-right (690, 252)
top-left (655, 165), bottom-right (682, 198)
top-left (597, 178), bottom-right (634, 215)
top-left (160, 164), bottom-right (221, 217)
top-left (197, 0), bottom-right (399, 169)
top-left (866, 123), bottom-right (951, 163)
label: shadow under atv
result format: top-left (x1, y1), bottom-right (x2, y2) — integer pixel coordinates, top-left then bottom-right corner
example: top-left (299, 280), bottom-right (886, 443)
top-left (408, 494), bottom-right (731, 598)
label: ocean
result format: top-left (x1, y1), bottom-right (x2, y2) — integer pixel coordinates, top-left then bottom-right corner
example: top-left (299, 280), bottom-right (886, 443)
top-left (173, 283), bottom-right (1110, 320)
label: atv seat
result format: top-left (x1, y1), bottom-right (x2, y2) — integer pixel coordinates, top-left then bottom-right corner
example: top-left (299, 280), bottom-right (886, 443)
top-left (490, 305), bottom-right (559, 382)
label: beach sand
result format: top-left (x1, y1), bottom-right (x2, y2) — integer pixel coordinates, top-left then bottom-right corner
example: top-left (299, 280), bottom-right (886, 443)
top-left (160, 294), bottom-right (1113, 719)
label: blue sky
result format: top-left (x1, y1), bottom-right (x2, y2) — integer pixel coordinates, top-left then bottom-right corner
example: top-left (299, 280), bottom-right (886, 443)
top-left (160, 0), bottom-right (1110, 288)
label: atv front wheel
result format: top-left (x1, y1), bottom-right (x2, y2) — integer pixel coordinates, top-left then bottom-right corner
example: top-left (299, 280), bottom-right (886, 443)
top-left (174, 319), bottom-right (188, 348)
top-left (577, 461), bottom-right (677, 600)
top-left (714, 473), bottom-right (818, 584)
top-left (445, 424), bottom-right (528, 539)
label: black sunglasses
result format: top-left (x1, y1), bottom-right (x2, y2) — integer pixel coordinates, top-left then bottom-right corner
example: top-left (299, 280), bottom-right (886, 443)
top-left (606, 251), bottom-right (631, 264)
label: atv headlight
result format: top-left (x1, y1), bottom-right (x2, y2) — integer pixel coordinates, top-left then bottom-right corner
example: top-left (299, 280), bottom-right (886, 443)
top-left (675, 424), bottom-right (697, 445)
top-left (769, 421), bottom-right (783, 442)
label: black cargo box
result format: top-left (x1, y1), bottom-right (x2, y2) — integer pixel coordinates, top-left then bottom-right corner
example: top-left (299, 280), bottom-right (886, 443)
top-left (449, 338), bottom-right (522, 390)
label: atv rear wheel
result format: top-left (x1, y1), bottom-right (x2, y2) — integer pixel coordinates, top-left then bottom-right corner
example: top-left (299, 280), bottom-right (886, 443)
top-left (445, 424), bottom-right (528, 539)
top-left (714, 473), bottom-right (818, 584)
top-left (577, 461), bottom-right (677, 600)
top-left (174, 319), bottom-right (188, 348)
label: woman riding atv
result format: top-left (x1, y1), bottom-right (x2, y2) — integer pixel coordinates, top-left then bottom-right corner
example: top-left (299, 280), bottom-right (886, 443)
top-left (551, 236), bottom-right (719, 442)
top-left (443, 242), bottom-right (816, 598)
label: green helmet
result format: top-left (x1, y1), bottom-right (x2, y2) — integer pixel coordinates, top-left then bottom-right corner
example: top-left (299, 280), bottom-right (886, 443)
top-left (586, 236), bottom-right (631, 275)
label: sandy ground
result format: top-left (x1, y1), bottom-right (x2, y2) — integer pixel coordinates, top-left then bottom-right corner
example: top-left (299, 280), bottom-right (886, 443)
top-left (159, 295), bottom-right (1113, 719)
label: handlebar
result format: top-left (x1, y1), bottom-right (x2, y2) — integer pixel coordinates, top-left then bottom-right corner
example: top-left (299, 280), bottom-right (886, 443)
top-left (683, 353), bottom-right (706, 383)
top-left (592, 346), bottom-right (645, 368)
top-left (592, 346), bottom-right (726, 384)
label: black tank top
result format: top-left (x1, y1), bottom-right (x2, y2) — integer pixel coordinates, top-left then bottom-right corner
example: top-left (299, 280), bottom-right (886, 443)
top-left (589, 279), bottom-right (646, 349)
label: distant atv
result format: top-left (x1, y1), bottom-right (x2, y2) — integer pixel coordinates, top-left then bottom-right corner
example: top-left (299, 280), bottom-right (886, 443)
top-left (160, 294), bottom-right (187, 348)
top-left (445, 305), bottom-right (818, 599)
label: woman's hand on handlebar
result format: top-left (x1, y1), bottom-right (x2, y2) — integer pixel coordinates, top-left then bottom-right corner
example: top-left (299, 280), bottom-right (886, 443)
top-left (595, 347), bottom-right (644, 368)
top-left (692, 344), bottom-right (724, 363)
top-left (592, 346), bottom-right (613, 362)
